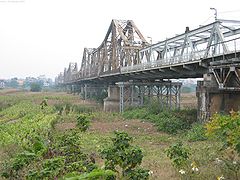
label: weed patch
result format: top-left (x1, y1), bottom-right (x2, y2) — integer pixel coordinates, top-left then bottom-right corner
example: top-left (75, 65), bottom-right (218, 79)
top-left (186, 123), bottom-right (207, 142)
top-left (123, 107), bottom-right (197, 134)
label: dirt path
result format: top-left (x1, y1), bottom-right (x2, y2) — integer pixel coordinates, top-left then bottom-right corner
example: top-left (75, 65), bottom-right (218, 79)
top-left (55, 119), bottom-right (158, 135)
top-left (90, 119), bottom-right (158, 134)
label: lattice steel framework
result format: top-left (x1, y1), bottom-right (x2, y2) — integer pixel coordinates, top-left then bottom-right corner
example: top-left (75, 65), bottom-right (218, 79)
top-left (57, 19), bottom-right (148, 83)
top-left (56, 19), bottom-right (240, 89)
top-left (117, 81), bottom-right (181, 112)
top-left (63, 62), bottom-right (78, 82)
top-left (210, 61), bottom-right (240, 90)
top-left (79, 20), bottom-right (148, 78)
top-left (121, 19), bottom-right (240, 73)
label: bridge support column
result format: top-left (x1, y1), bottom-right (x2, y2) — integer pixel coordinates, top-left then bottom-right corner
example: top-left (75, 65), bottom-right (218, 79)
top-left (104, 85), bottom-right (121, 112)
top-left (66, 85), bottom-right (72, 94)
top-left (104, 81), bottom-right (182, 113)
top-left (72, 84), bottom-right (81, 95)
top-left (197, 72), bottom-right (240, 122)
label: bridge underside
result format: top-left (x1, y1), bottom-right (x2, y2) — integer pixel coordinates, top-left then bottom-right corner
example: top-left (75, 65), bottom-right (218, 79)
top-left (63, 52), bottom-right (240, 85)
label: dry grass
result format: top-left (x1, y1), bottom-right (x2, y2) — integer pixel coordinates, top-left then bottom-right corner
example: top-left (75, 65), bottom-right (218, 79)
top-left (181, 92), bottom-right (197, 108)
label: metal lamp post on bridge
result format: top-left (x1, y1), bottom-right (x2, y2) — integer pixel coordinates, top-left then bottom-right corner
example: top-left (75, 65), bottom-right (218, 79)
top-left (147, 36), bottom-right (153, 62)
top-left (210, 7), bottom-right (218, 21)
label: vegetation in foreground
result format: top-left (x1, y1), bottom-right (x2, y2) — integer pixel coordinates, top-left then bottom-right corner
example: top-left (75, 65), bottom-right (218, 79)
top-left (0, 90), bottom-right (239, 179)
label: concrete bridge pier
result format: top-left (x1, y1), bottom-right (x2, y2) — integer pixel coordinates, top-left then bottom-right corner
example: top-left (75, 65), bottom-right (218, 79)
top-left (197, 72), bottom-right (240, 122)
top-left (104, 85), bottom-right (121, 112)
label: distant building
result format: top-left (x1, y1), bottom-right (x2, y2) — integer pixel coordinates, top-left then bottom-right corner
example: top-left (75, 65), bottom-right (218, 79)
top-left (43, 82), bottom-right (50, 87)
top-left (17, 79), bottom-right (25, 87)
top-left (0, 80), bottom-right (5, 89)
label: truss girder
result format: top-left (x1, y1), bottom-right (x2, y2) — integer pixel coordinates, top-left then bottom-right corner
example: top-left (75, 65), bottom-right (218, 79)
top-left (210, 63), bottom-right (240, 90)
top-left (56, 19), bottom-right (240, 85)
top-left (69, 19), bottom-right (148, 83)
top-left (124, 20), bottom-right (240, 74)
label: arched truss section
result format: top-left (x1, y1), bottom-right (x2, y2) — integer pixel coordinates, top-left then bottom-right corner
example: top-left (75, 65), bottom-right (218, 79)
top-left (73, 19), bottom-right (148, 81)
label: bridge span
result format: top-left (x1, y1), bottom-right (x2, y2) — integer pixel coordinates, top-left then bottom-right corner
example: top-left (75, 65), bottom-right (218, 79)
top-left (56, 19), bottom-right (240, 121)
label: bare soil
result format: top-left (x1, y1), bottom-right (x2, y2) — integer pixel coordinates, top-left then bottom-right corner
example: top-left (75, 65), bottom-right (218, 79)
top-left (55, 122), bottom-right (76, 131)
top-left (90, 119), bottom-right (157, 134)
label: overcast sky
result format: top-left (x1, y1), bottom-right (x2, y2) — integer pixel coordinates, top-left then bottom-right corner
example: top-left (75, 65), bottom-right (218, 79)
top-left (0, 0), bottom-right (240, 79)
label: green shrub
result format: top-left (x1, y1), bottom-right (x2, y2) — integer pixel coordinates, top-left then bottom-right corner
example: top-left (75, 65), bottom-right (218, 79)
top-left (54, 103), bottom-right (96, 115)
top-left (26, 130), bottom-right (98, 179)
top-left (149, 110), bottom-right (196, 134)
top-left (206, 111), bottom-right (240, 155)
top-left (26, 157), bottom-right (65, 179)
top-left (147, 102), bottom-right (162, 115)
top-left (123, 105), bottom-right (197, 134)
top-left (186, 123), bottom-right (207, 142)
top-left (206, 112), bottom-right (240, 179)
top-left (126, 168), bottom-right (150, 180)
top-left (101, 131), bottom-right (149, 179)
top-left (90, 90), bottom-right (108, 104)
top-left (76, 114), bottom-right (91, 132)
top-left (123, 107), bottom-right (148, 119)
top-left (30, 83), bottom-right (42, 92)
top-left (155, 113), bottom-right (189, 134)
top-left (166, 141), bottom-right (190, 168)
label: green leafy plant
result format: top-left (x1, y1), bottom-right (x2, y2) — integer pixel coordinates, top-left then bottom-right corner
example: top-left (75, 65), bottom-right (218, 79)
top-left (123, 107), bottom-right (197, 134)
top-left (1, 151), bottom-right (37, 178)
top-left (76, 114), bottom-right (91, 132)
top-left (126, 168), bottom-right (150, 180)
top-left (1, 135), bottom-right (48, 179)
top-left (30, 82), bottom-right (42, 92)
top-left (26, 157), bottom-right (65, 179)
top-left (206, 111), bottom-right (240, 154)
top-left (26, 130), bottom-right (98, 179)
top-left (166, 141), bottom-right (190, 168)
top-left (100, 131), bottom-right (149, 179)
top-left (186, 123), bottom-right (207, 142)
top-left (206, 112), bottom-right (240, 179)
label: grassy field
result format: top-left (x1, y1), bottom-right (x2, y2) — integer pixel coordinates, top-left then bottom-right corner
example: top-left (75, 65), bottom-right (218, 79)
top-left (0, 89), bottom-right (239, 180)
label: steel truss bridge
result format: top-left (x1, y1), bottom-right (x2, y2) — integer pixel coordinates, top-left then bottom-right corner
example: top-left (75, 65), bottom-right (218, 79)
top-left (56, 18), bottom-right (240, 112)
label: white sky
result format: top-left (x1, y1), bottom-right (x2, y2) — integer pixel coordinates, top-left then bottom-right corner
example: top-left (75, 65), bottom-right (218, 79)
top-left (0, 0), bottom-right (240, 79)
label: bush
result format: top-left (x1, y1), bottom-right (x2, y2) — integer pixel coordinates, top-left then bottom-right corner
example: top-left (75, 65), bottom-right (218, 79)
top-left (91, 90), bottom-right (108, 104)
top-left (166, 141), bottom-right (190, 168)
top-left (123, 107), bottom-right (148, 119)
top-left (186, 123), bottom-right (207, 142)
top-left (149, 110), bottom-right (196, 134)
top-left (30, 83), bottom-right (42, 92)
top-left (153, 112), bottom-right (189, 134)
top-left (206, 111), bottom-right (240, 180)
top-left (206, 111), bottom-right (240, 154)
top-left (76, 114), bottom-right (91, 132)
top-left (100, 131), bottom-right (149, 179)
top-left (54, 103), bottom-right (96, 115)
top-left (123, 105), bottom-right (197, 134)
